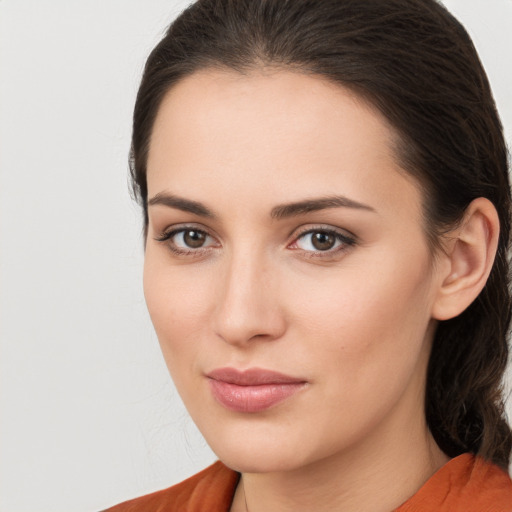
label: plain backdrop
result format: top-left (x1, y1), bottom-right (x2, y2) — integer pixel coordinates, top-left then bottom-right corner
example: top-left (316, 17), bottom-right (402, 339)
top-left (0, 1), bottom-right (511, 511)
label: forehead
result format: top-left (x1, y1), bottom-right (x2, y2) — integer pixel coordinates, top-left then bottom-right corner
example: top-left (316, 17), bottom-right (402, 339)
top-left (149, 67), bottom-right (393, 162)
top-left (147, 68), bottom-right (423, 220)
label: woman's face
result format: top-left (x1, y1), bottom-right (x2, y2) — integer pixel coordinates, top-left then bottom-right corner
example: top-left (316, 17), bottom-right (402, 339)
top-left (144, 69), bottom-right (445, 473)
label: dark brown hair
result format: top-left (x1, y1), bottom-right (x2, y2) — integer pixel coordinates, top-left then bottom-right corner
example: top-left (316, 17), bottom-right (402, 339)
top-left (130, 0), bottom-right (512, 469)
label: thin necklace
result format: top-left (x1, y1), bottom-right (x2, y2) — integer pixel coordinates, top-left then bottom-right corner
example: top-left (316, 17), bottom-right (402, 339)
top-left (242, 477), bottom-right (249, 512)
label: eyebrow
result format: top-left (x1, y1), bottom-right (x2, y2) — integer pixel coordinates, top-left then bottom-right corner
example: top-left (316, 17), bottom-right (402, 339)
top-left (148, 192), bottom-right (215, 218)
top-left (270, 195), bottom-right (376, 219)
top-left (147, 192), bottom-right (376, 219)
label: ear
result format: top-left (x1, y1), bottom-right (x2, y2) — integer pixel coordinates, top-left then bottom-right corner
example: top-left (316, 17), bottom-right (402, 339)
top-left (432, 197), bottom-right (500, 321)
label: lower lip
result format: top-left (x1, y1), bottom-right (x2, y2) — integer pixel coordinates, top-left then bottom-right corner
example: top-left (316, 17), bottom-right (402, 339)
top-left (208, 379), bottom-right (305, 413)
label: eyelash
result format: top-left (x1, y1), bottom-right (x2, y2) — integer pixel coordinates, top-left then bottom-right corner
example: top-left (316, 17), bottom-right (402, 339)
top-left (154, 225), bottom-right (357, 259)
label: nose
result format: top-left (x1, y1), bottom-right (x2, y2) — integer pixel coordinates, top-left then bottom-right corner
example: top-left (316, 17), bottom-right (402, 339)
top-left (212, 250), bottom-right (287, 347)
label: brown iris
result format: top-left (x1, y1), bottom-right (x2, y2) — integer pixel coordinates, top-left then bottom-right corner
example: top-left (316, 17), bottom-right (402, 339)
top-left (311, 231), bottom-right (336, 251)
top-left (183, 230), bottom-right (207, 248)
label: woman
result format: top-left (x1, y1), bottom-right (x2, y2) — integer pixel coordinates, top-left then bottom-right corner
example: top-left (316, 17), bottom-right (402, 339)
top-left (106, 0), bottom-right (512, 510)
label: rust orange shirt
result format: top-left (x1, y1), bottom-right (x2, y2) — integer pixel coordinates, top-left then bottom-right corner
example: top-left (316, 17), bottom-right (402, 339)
top-left (104, 453), bottom-right (512, 511)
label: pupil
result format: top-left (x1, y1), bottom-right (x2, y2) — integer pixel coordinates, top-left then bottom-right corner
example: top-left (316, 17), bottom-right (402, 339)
top-left (184, 230), bottom-right (206, 248)
top-left (312, 232), bottom-right (335, 251)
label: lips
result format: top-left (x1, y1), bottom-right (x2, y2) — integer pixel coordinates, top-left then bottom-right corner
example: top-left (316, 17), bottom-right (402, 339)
top-left (206, 367), bottom-right (307, 413)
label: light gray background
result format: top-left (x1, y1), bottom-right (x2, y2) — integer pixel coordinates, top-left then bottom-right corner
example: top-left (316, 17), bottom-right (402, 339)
top-left (1, 1), bottom-right (511, 511)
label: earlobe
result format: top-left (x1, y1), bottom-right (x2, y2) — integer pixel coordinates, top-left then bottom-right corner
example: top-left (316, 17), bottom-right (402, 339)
top-left (432, 197), bottom-right (500, 321)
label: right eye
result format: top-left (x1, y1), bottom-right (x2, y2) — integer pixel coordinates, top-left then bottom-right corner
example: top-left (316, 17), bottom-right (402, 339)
top-left (173, 229), bottom-right (210, 249)
top-left (155, 227), bottom-right (219, 255)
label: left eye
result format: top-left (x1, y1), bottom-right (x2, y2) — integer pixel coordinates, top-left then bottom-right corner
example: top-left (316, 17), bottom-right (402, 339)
top-left (293, 230), bottom-right (352, 252)
top-left (171, 229), bottom-right (215, 249)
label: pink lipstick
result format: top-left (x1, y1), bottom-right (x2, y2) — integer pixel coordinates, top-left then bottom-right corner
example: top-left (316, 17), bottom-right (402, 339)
top-left (206, 367), bottom-right (307, 413)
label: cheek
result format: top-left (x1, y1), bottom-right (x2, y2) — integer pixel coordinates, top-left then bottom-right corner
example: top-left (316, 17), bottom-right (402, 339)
top-left (287, 251), bottom-right (435, 386)
top-left (276, 257), bottom-right (435, 451)
top-left (143, 251), bottom-right (215, 371)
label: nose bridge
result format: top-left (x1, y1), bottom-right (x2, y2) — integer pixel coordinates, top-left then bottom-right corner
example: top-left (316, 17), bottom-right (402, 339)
top-left (213, 244), bottom-right (284, 346)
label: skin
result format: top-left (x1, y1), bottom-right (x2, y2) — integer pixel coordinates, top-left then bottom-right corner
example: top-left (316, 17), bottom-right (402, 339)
top-left (142, 68), bottom-right (488, 511)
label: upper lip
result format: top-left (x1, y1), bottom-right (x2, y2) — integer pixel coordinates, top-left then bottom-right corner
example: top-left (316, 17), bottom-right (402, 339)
top-left (206, 367), bottom-right (306, 386)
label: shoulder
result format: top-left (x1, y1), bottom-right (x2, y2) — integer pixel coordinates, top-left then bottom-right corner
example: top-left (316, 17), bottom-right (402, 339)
top-left (103, 461), bottom-right (239, 512)
top-left (396, 453), bottom-right (512, 512)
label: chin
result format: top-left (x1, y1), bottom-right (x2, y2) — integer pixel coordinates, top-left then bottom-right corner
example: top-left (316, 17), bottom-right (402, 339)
top-left (217, 447), bottom-right (309, 475)
top-left (200, 422), bottom-right (323, 474)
